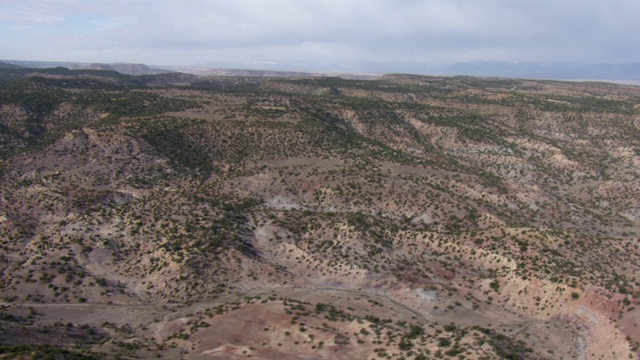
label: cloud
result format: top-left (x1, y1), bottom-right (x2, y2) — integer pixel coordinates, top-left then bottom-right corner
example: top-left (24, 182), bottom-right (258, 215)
top-left (1, 0), bottom-right (639, 67)
top-left (0, 4), bottom-right (65, 25)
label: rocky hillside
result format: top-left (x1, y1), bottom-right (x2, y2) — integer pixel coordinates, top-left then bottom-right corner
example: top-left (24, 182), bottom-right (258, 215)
top-left (1, 70), bottom-right (640, 359)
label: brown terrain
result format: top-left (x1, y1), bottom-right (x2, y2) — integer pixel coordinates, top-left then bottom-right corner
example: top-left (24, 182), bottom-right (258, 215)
top-left (0, 69), bottom-right (639, 359)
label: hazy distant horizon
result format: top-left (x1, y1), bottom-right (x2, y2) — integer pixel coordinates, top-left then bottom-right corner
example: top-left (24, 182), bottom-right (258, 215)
top-left (4, 58), bottom-right (640, 85)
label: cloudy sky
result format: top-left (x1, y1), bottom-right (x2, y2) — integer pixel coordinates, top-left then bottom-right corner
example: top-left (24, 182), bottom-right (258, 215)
top-left (1, 0), bottom-right (639, 69)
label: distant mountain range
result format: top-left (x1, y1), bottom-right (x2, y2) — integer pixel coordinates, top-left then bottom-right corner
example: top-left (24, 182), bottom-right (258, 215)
top-left (3, 59), bottom-right (640, 83)
top-left (2, 60), bottom-right (172, 75)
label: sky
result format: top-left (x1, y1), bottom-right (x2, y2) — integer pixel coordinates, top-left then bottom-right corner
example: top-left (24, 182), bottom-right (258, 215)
top-left (1, 0), bottom-right (639, 70)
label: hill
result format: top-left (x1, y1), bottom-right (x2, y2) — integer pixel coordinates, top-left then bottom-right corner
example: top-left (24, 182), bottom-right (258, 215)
top-left (84, 62), bottom-right (173, 75)
top-left (0, 73), bottom-right (639, 359)
top-left (0, 61), bottom-right (25, 69)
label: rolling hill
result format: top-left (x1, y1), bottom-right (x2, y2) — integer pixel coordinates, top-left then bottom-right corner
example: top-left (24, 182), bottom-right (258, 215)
top-left (1, 69), bottom-right (639, 359)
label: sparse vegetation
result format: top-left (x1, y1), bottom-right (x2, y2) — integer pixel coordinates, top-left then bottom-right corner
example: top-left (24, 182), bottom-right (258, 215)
top-left (0, 69), bottom-right (638, 358)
